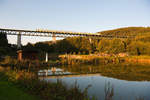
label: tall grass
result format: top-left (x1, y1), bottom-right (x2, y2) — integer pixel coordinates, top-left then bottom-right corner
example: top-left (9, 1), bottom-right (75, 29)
top-left (0, 67), bottom-right (94, 100)
top-left (60, 55), bottom-right (125, 65)
top-left (60, 54), bottom-right (150, 65)
top-left (0, 56), bottom-right (62, 70)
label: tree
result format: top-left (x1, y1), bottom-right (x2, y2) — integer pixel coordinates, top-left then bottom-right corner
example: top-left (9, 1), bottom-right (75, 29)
top-left (0, 33), bottom-right (8, 47)
top-left (127, 41), bottom-right (150, 55)
top-left (0, 33), bottom-right (9, 56)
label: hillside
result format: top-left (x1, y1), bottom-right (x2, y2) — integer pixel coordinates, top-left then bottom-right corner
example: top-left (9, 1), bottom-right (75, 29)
top-left (17, 26), bottom-right (150, 56)
top-left (98, 27), bottom-right (150, 36)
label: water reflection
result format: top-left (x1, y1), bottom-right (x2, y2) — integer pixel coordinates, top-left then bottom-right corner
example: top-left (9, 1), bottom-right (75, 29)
top-left (38, 67), bottom-right (71, 76)
top-left (42, 74), bottom-right (150, 100)
top-left (38, 64), bottom-right (150, 100)
top-left (60, 64), bottom-right (150, 81)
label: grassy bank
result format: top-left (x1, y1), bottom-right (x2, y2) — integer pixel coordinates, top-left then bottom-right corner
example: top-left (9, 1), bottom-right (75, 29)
top-left (0, 79), bottom-right (40, 100)
top-left (0, 67), bottom-right (40, 100)
top-left (125, 56), bottom-right (150, 63)
top-left (59, 54), bottom-right (150, 65)
top-left (60, 54), bottom-right (126, 65)
top-left (2, 55), bottom-right (150, 71)
top-left (0, 56), bottom-right (62, 70)
top-left (0, 67), bottom-right (93, 100)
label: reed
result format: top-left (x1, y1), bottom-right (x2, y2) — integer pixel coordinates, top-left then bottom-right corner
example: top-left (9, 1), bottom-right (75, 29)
top-left (60, 55), bottom-right (125, 65)
top-left (0, 67), bottom-right (93, 100)
top-left (0, 56), bottom-right (62, 70)
top-left (60, 54), bottom-right (150, 65)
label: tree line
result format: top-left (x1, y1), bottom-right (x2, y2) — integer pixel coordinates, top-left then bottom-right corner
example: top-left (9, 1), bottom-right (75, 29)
top-left (24, 34), bottom-right (150, 56)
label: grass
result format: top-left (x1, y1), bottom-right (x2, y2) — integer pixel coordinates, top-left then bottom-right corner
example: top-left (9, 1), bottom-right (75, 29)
top-left (129, 55), bottom-right (150, 59)
top-left (60, 54), bottom-right (150, 66)
top-left (0, 67), bottom-right (94, 100)
top-left (60, 55), bottom-right (122, 65)
top-left (0, 56), bottom-right (62, 71)
top-left (0, 74), bottom-right (40, 100)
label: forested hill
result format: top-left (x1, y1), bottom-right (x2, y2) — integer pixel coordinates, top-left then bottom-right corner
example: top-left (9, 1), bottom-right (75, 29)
top-left (22, 27), bottom-right (150, 56)
top-left (98, 27), bottom-right (150, 36)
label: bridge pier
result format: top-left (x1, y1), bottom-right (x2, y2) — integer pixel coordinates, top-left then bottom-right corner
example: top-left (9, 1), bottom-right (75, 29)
top-left (52, 34), bottom-right (56, 43)
top-left (17, 32), bottom-right (22, 49)
top-left (17, 32), bottom-right (22, 61)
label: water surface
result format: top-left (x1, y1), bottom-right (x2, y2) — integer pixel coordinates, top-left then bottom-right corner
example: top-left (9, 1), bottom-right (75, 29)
top-left (39, 64), bottom-right (150, 100)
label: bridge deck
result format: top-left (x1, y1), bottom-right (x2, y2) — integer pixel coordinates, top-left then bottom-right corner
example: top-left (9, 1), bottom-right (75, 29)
top-left (0, 28), bottom-right (129, 38)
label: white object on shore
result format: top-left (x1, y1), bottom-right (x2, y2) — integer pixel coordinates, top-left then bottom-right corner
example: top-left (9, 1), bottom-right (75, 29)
top-left (46, 52), bottom-right (48, 62)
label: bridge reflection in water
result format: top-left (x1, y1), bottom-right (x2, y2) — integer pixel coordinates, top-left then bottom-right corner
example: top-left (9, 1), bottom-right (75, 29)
top-left (38, 67), bottom-right (101, 78)
top-left (38, 67), bottom-right (71, 76)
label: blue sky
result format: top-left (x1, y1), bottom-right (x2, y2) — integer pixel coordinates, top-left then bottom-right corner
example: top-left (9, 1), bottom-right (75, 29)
top-left (0, 0), bottom-right (150, 45)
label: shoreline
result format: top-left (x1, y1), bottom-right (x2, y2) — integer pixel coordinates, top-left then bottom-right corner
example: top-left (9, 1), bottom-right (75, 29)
top-left (59, 54), bottom-right (150, 64)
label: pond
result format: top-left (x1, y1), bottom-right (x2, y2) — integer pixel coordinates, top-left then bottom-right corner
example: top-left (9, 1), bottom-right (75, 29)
top-left (38, 64), bottom-right (150, 100)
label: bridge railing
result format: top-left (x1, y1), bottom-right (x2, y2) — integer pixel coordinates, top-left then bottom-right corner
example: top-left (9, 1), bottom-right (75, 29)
top-left (0, 28), bottom-right (131, 38)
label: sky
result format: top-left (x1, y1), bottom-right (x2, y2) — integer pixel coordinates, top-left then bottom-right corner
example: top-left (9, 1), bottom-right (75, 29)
top-left (0, 0), bottom-right (150, 45)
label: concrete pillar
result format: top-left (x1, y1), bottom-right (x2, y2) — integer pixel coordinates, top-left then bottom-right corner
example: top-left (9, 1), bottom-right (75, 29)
top-left (17, 32), bottom-right (21, 49)
top-left (52, 34), bottom-right (56, 43)
top-left (45, 52), bottom-right (48, 62)
top-left (17, 50), bottom-right (22, 61)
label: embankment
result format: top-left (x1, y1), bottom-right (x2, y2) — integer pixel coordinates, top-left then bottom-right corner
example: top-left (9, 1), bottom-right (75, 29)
top-left (59, 54), bottom-right (150, 65)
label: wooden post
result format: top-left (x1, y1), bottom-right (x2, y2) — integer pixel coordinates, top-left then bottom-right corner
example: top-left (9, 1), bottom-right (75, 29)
top-left (17, 50), bottom-right (22, 61)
